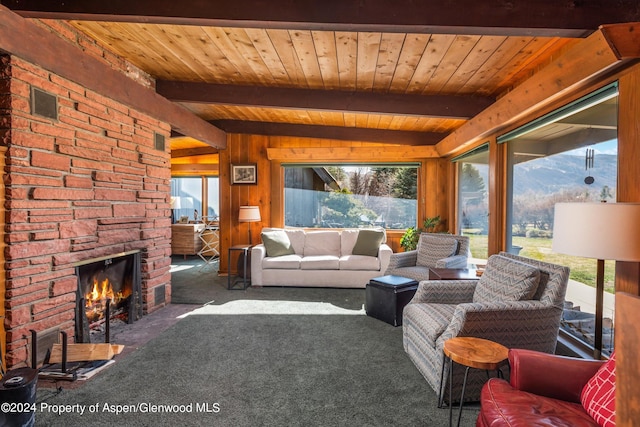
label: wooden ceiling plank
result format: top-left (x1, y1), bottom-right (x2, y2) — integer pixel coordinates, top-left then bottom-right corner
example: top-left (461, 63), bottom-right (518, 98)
top-left (426, 34), bottom-right (482, 94)
top-left (227, 28), bottom-right (279, 85)
top-left (72, 20), bottom-right (183, 79)
top-left (156, 81), bottom-right (495, 120)
top-left (312, 30), bottom-right (340, 90)
top-left (244, 28), bottom-right (290, 83)
top-left (140, 24), bottom-right (218, 82)
top-left (213, 120), bottom-right (445, 145)
top-left (448, 35), bottom-right (508, 94)
top-left (464, 36), bottom-right (532, 95)
top-left (436, 27), bottom-right (628, 157)
top-left (288, 29), bottom-right (324, 89)
top-left (6, 0), bottom-right (638, 37)
top-left (221, 28), bottom-right (276, 85)
top-left (0, 6), bottom-right (226, 148)
top-left (180, 26), bottom-right (243, 83)
top-left (406, 34), bottom-right (455, 94)
top-left (266, 29), bottom-right (308, 87)
top-left (492, 37), bottom-right (567, 90)
top-left (343, 112), bottom-right (357, 128)
top-left (203, 27), bottom-right (264, 85)
top-left (372, 33), bottom-right (405, 91)
top-left (356, 32), bottom-right (382, 91)
top-left (388, 33), bottom-right (431, 92)
top-left (335, 31), bottom-right (358, 90)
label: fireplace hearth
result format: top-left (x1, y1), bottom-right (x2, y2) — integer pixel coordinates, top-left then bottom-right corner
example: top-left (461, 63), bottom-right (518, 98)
top-left (75, 251), bottom-right (142, 343)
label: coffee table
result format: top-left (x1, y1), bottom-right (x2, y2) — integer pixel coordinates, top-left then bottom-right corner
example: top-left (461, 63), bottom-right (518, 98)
top-left (428, 268), bottom-right (479, 281)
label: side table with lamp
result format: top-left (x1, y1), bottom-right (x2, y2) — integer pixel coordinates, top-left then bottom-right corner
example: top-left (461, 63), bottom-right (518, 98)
top-left (228, 206), bottom-right (261, 289)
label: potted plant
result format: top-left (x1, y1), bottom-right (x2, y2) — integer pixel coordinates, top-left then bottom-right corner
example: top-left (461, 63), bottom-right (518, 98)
top-left (399, 216), bottom-right (442, 251)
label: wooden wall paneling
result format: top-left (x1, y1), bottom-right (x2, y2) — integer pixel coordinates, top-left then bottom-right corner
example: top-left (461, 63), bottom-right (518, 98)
top-left (447, 160), bottom-right (458, 234)
top-left (422, 158), bottom-right (450, 228)
top-left (270, 159), bottom-right (284, 228)
top-left (218, 136), bottom-right (232, 275)
top-left (615, 63), bottom-right (640, 296)
top-left (487, 137), bottom-right (506, 256)
top-left (615, 292), bottom-right (640, 426)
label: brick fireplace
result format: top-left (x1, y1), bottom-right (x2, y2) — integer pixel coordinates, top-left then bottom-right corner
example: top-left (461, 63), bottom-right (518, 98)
top-left (1, 51), bottom-right (172, 368)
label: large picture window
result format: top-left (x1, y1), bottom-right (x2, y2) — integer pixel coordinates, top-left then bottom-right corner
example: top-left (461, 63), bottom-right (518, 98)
top-left (502, 83), bottom-right (619, 357)
top-left (455, 145), bottom-right (489, 260)
top-left (171, 176), bottom-right (219, 223)
top-left (283, 165), bottom-right (419, 229)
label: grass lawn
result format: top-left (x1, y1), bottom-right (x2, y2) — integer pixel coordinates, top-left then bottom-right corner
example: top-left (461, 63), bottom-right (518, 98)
top-left (468, 235), bottom-right (615, 294)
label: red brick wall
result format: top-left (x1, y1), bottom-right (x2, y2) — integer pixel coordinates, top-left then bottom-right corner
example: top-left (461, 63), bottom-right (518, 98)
top-left (1, 54), bottom-right (172, 368)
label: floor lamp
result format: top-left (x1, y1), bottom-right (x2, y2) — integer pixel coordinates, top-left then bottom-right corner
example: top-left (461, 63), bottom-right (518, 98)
top-left (170, 196), bottom-right (181, 224)
top-left (552, 202), bottom-right (640, 359)
top-left (238, 206), bottom-right (261, 245)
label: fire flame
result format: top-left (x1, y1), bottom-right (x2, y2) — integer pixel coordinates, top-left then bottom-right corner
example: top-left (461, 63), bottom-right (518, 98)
top-left (85, 277), bottom-right (129, 323)
top-left (87, 278), bottom-right (115, 303)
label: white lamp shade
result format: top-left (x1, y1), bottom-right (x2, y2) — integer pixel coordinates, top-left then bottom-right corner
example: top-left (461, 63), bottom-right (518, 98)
top-left (552, 202), bottom-right (640, 261)
top-left (170, 196), bottom-right (181, 209)
top-left (238, 206), bottom-right (261, 222)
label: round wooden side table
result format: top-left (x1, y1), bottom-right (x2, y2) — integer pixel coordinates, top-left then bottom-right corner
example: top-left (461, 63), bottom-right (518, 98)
top-left (439, 337), bottom-right (509, 427)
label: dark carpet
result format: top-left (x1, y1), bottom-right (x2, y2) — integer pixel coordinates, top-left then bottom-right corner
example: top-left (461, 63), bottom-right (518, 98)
top-left (34, 256), bottom-right (479, 426)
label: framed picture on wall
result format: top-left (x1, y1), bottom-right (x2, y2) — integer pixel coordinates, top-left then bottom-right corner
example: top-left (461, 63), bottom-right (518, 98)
top-left (231, 163), bottom-right (257, 185)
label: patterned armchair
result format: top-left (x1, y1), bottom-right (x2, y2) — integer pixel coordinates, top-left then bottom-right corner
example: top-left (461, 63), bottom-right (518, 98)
top-left (385, 233), bottom-right (470, 282)
top-left (402, 252), bottom-right (570, 403)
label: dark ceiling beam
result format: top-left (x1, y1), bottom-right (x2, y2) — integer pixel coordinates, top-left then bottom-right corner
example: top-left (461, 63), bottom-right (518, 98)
top-left (171, 147), bottom-right (219, 158)
top-left (0, 5), bottom-right (226, 148)
top-left (212, 120), bottom-right (445, 146)
top-left (157, 81), bottom-right (492, 120)
top-left (5, 0), bottom-right (640, 37)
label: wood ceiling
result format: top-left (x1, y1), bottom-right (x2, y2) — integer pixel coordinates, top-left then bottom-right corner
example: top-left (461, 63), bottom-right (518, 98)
top-left (3, 1), bottom-right (639, 154)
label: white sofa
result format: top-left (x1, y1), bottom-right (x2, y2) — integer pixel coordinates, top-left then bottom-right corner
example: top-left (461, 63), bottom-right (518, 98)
top-left (251, 228), bottom-right (393, 288)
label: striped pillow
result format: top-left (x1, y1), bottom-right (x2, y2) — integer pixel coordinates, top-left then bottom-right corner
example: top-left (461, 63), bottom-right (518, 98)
top-left (473, 255), bottom-right (540, 303)
top-left (416, 235), bottom-right (458, 267)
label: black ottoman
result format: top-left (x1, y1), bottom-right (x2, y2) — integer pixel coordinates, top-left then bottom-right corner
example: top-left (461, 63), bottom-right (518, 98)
top-left (365, 275), bottom-right (419, 326)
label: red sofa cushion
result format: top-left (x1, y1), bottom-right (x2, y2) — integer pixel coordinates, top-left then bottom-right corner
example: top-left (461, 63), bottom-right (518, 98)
top-left (581, 352), bottom-right (616, 427)
top-left (478, 378), bottom-right (599, 427)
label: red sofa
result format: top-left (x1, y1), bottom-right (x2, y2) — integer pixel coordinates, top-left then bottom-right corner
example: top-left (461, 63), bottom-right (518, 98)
top-left (477, 349), bottom-right (606, 427)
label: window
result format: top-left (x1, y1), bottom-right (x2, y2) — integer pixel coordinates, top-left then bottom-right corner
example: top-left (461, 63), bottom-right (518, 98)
top-left (454, 145), bottom-right (489, 260)
top-left (501, 83), bottom-right (619, 357)
top-left (283, 165), bottom-right (419, 229)
top-left (171, 177), bottom-right (219, 223)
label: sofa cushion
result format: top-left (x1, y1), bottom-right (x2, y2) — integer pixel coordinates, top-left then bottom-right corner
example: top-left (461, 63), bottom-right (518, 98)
top-left (339, 255), bottom-right (380, 270)
top-left (262, 254), bottom-right (302, 269)
top-left (284, 229), bottom-right (306, 255)
top-left (340, 229), bottom-right (360, 256)
top-left (261, 230), bottom-right (295, 257)
top-left (300, 255), bottom-right (340, 270)
top-left (581, 352), bottom-right (616, 427)
top-left (479, 378), bottom-right (599, 427)
top-left (416, 235), bottom-right (458, 267)
top-left (352, 229), bottom-right (385, 257)
top-left (473, 255), bottom-right (541, 303)
top-left (304, 231), bottom-right (341, 257)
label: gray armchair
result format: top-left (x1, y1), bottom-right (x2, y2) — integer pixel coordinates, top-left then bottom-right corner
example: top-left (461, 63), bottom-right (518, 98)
top-left (402, 252), bottom-right (570, 403)
top-left (385, 233), bottom-right (470, 282)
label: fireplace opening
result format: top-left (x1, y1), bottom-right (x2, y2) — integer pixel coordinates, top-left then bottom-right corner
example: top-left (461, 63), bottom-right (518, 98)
top-left (75, 251), bottom-right (142, 343)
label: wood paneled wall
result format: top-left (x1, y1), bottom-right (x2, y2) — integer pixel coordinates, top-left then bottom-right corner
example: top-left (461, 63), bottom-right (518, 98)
top-left (615, 64), bottom-right (640, 296)
top-left (218, 135), bottom-right (450, 273)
